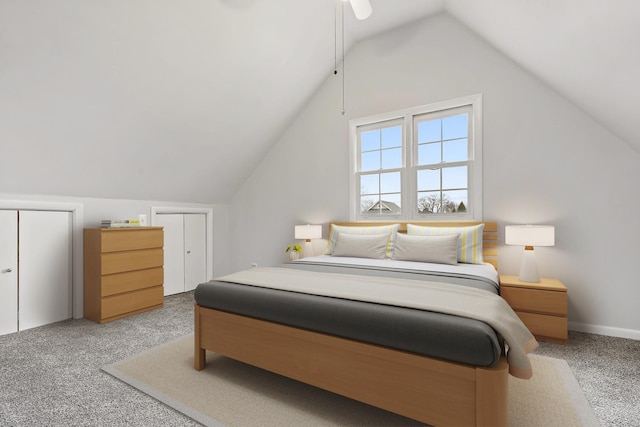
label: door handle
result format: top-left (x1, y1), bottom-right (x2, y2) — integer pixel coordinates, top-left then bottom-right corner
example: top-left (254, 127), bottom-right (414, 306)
top-left (1, 268), bottom-right (12, 273)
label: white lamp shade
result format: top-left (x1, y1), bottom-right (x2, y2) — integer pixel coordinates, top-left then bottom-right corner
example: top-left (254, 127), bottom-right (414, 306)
top-left (295, 224), bottom-right (322, 240)
top-left (348, 0), bottom-right (372, 20)
top-left (505, 225), bottom-right (555, 247)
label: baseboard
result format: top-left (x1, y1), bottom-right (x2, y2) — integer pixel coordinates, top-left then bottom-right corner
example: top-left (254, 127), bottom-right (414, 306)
top-left (569, 322), bottom-right (640, 341)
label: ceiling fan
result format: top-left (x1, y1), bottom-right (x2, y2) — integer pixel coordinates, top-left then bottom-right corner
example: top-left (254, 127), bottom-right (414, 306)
top-left (346, 0), bottom-right (372, 20)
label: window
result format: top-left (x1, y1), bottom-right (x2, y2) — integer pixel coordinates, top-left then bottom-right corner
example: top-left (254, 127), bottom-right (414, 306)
top-left (349, 94), bottom-right (482, 221)
top-left (357, 119), bottom-right (403, 216)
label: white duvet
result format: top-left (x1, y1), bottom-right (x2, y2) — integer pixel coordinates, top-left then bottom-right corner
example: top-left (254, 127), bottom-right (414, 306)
top-left (217, 265), bottom-right (538, 379)
top-left (294, 255), bottom-right (500, 286)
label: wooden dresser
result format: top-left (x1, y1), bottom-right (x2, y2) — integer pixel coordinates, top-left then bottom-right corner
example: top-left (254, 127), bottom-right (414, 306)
top-left (500, 275), bottom-right (568, 344)
top-left (83, 227), bottom-right (164, 323)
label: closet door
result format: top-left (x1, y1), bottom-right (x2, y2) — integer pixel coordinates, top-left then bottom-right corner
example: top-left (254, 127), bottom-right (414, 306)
top-left (184, 214), bottom-right (206, 292)
top-left (0, 210), bottom-right (18, 335)
top-left (156, 213), bottom-right (207, 295)
top-left (156, 214), bottom-right (185, 296)
top-left (18, 210), bottom-right (72, 330)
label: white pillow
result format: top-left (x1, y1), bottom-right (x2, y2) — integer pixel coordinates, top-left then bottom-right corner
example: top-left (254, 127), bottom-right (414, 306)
top-left (326, 223), bottom-right (400, 258)
top-left (331, 232), bottom-right (390, 259)
top-left (392, 233), bottom-right (459, 265)
top-left (407, 223), bottom-right (484, 264)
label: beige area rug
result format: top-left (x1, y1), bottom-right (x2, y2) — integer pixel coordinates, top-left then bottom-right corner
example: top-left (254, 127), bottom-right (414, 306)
top-left (103, 335), bottom-right (600, 427)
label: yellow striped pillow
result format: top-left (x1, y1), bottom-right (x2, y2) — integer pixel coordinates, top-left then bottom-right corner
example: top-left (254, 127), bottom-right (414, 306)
top-left (407, 223), bottom-right (484, 264)
top-left (326, 224), bottom-right (400, 258)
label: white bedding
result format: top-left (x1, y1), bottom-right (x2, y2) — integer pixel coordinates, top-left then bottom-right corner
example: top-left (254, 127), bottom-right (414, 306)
top-left (219, 266), bottom-right (537, 378)
top-left (294, 255), bottom-right (500, 286)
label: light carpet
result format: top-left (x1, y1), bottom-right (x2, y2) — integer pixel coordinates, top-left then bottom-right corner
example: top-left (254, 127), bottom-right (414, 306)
top-left (102, 335), bottom-right (600, 427)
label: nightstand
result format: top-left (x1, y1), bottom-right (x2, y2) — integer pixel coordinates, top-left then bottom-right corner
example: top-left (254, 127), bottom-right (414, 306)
top-left (499, 275), bottom-right (568, 344)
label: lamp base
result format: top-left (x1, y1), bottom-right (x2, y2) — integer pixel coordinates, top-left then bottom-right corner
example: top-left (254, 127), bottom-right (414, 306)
top-left (302, 240), bottom-right (314, 259)
top-left (518, 248), bottom-right (540, 283)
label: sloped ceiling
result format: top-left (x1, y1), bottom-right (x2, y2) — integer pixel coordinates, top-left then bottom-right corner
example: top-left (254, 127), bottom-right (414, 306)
top-left (444, 0), bottom-right (640, 152)
top-left (1, 0), bottom-right (637, 204)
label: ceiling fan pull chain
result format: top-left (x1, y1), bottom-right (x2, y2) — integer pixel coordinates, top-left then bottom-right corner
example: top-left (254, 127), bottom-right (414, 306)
top-left (333, 0), bottom-right (347, 115)
top-left (341, 0), bottom-right (346, 115)
top-left (334, 0), bottom-right (338, 76)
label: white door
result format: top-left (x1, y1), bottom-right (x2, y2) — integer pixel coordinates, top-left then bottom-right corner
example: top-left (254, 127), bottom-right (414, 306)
top-left (184, 214), bottom-right (207, 292)
top-left (19, 210), bottom-right (72, 330)
top-left (156, 214), bottom-right (185, 296)
top-left (155, 213), bottom-right (207, 295)
top-left (0, 210), bottom-right (18, 335)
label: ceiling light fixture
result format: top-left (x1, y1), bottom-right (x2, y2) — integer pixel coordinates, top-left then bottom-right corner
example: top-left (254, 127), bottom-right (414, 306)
top-left (346, 0), bottom-right (372, 20)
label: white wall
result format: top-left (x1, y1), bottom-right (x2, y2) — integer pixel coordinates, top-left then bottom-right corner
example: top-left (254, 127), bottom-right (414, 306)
top-left (229, 13), bottom-right (640, 339)
top-left (0, 193), bottom-right (230, 318)
top-left (0, 0), bottom-right (335, 204)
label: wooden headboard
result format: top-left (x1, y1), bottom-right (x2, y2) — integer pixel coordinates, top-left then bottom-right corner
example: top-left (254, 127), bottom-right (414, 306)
top-left (330, 221), bottom-right (498, 269)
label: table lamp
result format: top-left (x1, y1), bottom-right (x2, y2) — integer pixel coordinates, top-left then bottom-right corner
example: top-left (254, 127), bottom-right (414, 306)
top-left (505, 224), bottom-right (555, 283)
top-left (295, 224), bottom-right (322, 258)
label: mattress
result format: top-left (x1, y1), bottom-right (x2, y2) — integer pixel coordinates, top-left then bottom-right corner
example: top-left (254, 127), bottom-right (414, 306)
top-left (194, 257), bottom-right (503, 367)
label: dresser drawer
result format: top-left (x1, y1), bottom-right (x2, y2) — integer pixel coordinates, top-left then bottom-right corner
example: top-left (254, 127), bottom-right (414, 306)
top-left (516, 311), bottom-right (568, 341)
top-left (101, 248), bottom-right (163, 275)
top-left (101, 228), bottom-right (164, 252)
top-left (101, 267), bottom-right (164, 297)
top-left (101, 285), bottom-right (163, 320)
top-left (501, 287), bottom-right (567, 316)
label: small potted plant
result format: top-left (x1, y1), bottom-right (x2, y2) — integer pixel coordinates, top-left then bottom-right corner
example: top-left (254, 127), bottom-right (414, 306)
top-left (285, 244), bottom-right (302, 260)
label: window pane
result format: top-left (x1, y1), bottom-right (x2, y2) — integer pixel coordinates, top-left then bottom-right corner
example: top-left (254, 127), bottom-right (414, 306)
top-left (442, 166), bottom-right (467, 189)
top-left (362, 196), bottom-right (402, 215)
top-left (360, 196), bottom-right (378, 214)
top-left (417, 119), bottom-right (441, 143)
top-left (381, 126), bottom-right (402, 149)
top-left (417, 191), bottom-right (441, 214)
top-left (361, 130), bottom-right (380, 152)
top-left (417, 169), bottom-right (440, 191)
top-left (360, 174), bottom-right (379, 195)
top-left (443, 190), bottom-right (468, 213)
top-left (443, 138), bottom-right (468, 162)
top-left (361, 151), bottom-right (380, 171)
top-left (383, 193), bottom-right (401, 208)
top-left (380, 172), bottom-right (401, 193)
top-left (442, 114), bottom-right (467, 140)
top-left (364, 195), bottom-right (402, 215)
top-left (381, 147), bottom-right (402, 169)
top-left (418, 142), bottom-right (441, 165)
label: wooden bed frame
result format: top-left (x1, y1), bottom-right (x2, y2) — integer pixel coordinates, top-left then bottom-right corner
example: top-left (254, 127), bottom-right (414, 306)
top-left (194, 221), bottom-right (508, 427)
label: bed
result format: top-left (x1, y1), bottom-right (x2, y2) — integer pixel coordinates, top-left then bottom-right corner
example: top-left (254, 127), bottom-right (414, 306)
top-left (193, 221), bottom-right (537, 427)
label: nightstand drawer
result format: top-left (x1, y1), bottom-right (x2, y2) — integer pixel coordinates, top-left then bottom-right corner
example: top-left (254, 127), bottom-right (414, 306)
top-left (501, 287), bottom-right (567, 316)
top-left (516, 311), bottom-right (568, 341)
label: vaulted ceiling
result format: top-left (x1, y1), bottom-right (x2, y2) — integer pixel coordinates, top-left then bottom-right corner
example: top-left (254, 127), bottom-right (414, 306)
top-left (1, 0), bottom-right (638, 203)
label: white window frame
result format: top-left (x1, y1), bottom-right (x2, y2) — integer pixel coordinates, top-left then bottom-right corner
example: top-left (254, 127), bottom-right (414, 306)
top-left (349, 94), bottom-right (483, 221)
